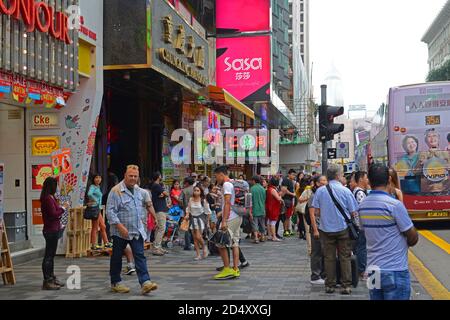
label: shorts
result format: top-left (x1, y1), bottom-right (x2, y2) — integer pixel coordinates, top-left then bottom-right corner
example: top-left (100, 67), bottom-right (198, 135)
top-left (285, 205), bottom-right (294, 219)
top-left (251, 216), bottom-right (266, 233)
top-left (267, 219), bottom-right (277, 226)
top-left (218, 216), bottom-right (242, 248)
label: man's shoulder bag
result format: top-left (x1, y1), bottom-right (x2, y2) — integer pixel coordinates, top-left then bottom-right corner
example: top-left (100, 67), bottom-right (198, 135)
top-left (325, 185), bottom-right (360, 240)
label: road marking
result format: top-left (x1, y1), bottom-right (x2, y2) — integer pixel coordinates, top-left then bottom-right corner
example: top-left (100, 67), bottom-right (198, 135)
top-left (408, 251), bottom-right (450, 300)
top-left (418, 230), bottom-right (450, 254)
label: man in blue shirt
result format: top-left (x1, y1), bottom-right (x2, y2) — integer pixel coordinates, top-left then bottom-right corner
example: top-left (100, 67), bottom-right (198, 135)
top-left (311, 164), bottom-right (358, 295)
top-left (359, 164), bottom-right (418, 300)
top-left (107, 165), bottom-right (158, 295)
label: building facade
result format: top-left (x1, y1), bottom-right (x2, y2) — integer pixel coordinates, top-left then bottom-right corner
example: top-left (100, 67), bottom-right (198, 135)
top-left (422, 0), bottom-right (450, 71)
top-left (0, 0), bottom-right (104, 250)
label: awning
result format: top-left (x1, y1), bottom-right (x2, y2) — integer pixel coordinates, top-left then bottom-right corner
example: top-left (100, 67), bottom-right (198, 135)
top-left (205, 85), bottom-right (255, 120)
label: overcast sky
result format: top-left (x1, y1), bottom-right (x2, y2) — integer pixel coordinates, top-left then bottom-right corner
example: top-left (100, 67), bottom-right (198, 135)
top-left (310, 0), bottom-right (448, 118)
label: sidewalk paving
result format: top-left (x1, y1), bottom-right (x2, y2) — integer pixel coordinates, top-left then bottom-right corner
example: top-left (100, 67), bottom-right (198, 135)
top-left (0, 235), bottom-right (428, 300)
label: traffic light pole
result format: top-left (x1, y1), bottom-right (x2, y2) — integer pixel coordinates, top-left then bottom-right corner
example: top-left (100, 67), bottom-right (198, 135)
top-left (321, 85), bottom-right (328, 175)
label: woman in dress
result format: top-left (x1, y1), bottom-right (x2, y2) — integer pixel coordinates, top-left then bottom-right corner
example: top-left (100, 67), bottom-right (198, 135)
top-left (266, 177), bottom-right (283, 242)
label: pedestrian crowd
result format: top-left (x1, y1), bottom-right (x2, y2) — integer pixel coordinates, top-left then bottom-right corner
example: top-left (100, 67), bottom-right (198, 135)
top-left (38, 163), bottom-right (418, 300)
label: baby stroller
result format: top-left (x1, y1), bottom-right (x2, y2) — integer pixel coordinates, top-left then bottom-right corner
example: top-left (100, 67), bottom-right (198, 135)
top-left (163, 206), bottom-right (183, 248)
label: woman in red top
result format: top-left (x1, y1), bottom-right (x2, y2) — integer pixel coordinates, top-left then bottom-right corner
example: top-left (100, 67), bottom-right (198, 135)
top-left (40, 177), bottom-right (68, 290)
top-left (170, 180), bottom-right (182, 207)
top-left (266, 177), bottom-right (283, 242)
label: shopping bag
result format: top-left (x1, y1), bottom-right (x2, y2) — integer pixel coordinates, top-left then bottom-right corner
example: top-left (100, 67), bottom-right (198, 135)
top-left (180, 217), bottom-right (190, 232)
top-left (147, 213), bottom-right (156, 231)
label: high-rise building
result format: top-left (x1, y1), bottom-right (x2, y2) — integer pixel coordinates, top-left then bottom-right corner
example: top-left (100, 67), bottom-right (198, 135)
top-left (422, 0), bottom-right (450, 71)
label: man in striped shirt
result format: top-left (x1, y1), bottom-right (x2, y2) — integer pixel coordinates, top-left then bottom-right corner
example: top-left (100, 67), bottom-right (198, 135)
top-left (359, 164), bottom-right (418, 300)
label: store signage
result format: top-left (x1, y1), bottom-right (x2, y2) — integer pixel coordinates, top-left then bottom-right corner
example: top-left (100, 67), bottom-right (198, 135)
top-left (0, 0), bottom-right (72, 44)
top-left (152, 0), bottom-right (209, 90)
top-left (51, 148), bottom-right (72, 175)
top-left (217, 36), bottom-right (271, 103)
top-left (31, 113), bottom-right (59, 130)
top-left (31, 164), bottom-right (53, 190)
top-left (32, 199), bottom-right (43, 225)
top-left (31, 136), bottom-right (60, 156)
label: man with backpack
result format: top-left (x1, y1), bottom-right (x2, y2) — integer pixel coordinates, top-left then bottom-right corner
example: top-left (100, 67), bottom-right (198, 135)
top-left (352, 171), bottom-right (369, 280)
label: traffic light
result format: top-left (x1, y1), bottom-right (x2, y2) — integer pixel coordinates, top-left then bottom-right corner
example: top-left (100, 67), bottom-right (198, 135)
top-left (319, 104), bottom-right (345, 142)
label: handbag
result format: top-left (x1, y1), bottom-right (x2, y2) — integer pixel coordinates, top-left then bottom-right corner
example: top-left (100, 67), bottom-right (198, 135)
top-left (83, 205), bottom-right (100, 220)
top-left (180, 217), bottom-right (190, 232)
top-left (209, 229), bottom-right (231, 247)
top-left (325, 185), bottom-right (360, 240)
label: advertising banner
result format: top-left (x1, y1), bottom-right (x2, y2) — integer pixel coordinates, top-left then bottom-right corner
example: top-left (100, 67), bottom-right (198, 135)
top-left (32, 164), bottom-right (53, 190)
top-left (389, 84), bottom-right (450, 212)
top-left (51, 148), bottom-right (73, 176)
top-left (216, 36), bottom-right (271, 103)
top-left (216, 0), bottom-right (270, 34)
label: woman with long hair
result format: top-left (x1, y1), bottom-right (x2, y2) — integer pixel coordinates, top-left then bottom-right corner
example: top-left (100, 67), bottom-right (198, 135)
top-left (185, 185), bottom-right (211, 260)
top-left (298, 176), bottom-right (313, 251)
top-left (388, 168), bottom-right (404, 202)
top-left (40, 177), bottom-right (68, 290)
top-left (266, 177), bottom-right (283, 242)
top-left (86, 173), bottom-right (111, 250)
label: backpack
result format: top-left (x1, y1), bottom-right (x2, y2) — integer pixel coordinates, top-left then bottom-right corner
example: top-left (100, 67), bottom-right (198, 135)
top-left (231, 179), bottom-right (251, 216)
top-left (353, 188), bottom-right (367, 203)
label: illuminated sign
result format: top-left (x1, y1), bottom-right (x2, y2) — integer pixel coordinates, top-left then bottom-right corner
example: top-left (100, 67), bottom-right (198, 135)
top-left (31, 136), bottom-right (60, 156)
top-left (32, 199), bottom-right (43, 225)
top-left (216, 0), bottom-right (270, 34)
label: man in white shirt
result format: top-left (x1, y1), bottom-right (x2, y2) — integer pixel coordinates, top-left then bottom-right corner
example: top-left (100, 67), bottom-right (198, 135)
top-left (213, 166), bottom-right (241, 280)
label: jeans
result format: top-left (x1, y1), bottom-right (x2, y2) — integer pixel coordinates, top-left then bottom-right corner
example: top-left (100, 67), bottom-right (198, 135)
top-left (320, 228), bottom-right (352, 288)
top-left (110, 235), bottom-right (151, 285)
top-left (354, 230), bottom-right (367, 274)
top-left (369, 270), bottom-right (411, 300)
top-left (42, 232), bottom-right (59, 281)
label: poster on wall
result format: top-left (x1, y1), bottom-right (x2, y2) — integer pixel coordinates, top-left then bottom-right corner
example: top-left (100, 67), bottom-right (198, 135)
top-left (216, 36), bottom-right (271, 103)
top-left (32, 164), bottom-right (53, 190)
top-left (162, 117), bottom-right (175, 185)
top-left (0, 163), bottom-right (4, 223)
top-left (51, 148), bottom-right (73, 176)
top-left (32, 200), bottom-right (43, 225)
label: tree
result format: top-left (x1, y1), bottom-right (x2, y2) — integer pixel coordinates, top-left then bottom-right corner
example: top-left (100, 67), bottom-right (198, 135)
top-left (427, 59), bottom-right (450, 82)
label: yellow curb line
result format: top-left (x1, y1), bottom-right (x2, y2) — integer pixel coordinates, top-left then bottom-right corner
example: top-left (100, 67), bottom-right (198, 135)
top-left (418, 230), bottom-right (450, 255)
top-left (408, 251), bottom-right (450, 300)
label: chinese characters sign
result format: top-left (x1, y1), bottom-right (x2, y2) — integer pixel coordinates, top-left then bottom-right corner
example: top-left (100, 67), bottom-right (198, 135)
top-left (152, 0), bottom-right (209, 90)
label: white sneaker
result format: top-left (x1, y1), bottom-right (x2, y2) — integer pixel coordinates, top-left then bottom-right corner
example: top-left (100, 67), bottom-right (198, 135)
top-left (310, 278), bottom-right (325, 285)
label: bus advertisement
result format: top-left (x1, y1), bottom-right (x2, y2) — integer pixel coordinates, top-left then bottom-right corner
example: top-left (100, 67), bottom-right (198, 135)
top-left (389, 82), bottom-right (450, 220)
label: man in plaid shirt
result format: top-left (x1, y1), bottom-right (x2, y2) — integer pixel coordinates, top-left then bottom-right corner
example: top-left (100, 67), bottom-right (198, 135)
top-left (107, 165), bottom-right (158, 295)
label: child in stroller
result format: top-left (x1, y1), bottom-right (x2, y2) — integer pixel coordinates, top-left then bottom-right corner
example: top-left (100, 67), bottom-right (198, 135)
top-left (163, 205), bottom-right (183, 248)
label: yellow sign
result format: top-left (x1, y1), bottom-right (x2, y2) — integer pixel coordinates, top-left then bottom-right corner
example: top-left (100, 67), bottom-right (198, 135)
top-left (31, 136), bottom-right (60, 156)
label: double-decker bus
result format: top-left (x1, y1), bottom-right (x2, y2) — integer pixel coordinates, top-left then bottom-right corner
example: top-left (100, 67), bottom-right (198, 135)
top-left (384, 82), bottom-right (450, 221)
